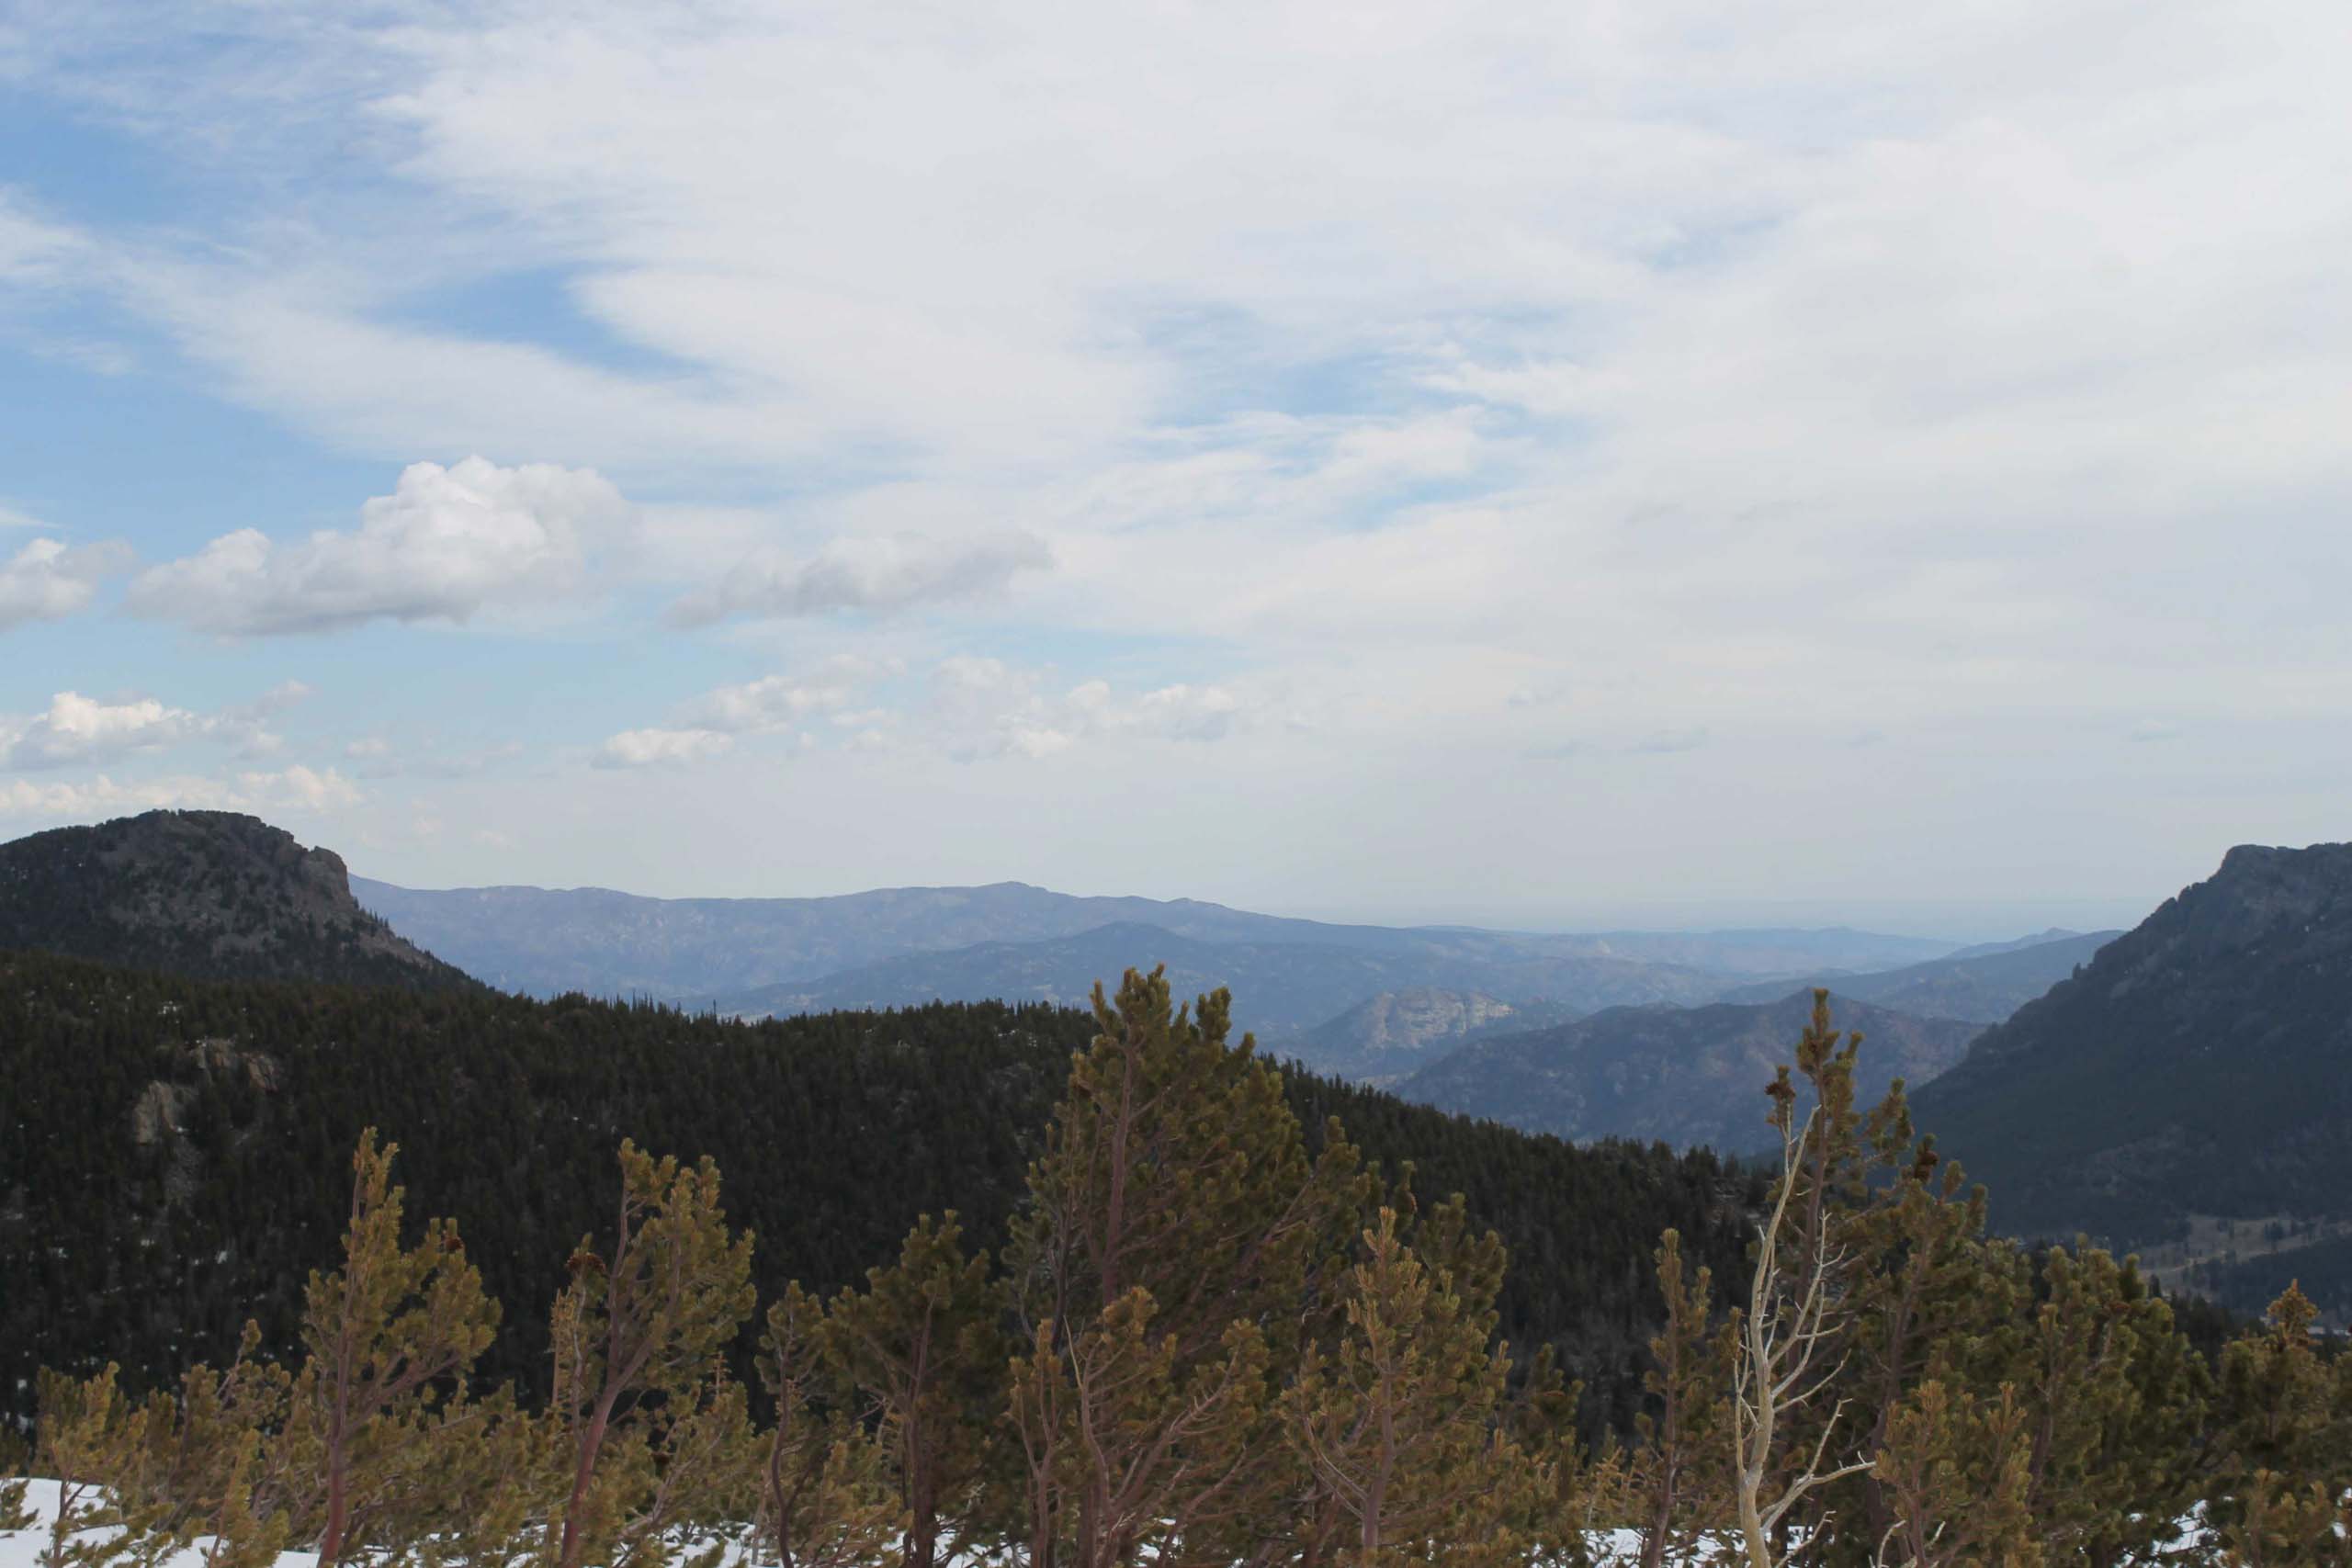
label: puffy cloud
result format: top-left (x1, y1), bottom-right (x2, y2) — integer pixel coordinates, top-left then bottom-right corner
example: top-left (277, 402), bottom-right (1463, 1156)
top-left (0, 692), bottom-right (200, 770)
top-left (0, 536), bottom-right (134, 630)
top-left (0, 682), bottom-right (315, 771)
top-left (127, 457), bottom-right (634, 636)
top-left (668, 531), bottom-right (1051, 626)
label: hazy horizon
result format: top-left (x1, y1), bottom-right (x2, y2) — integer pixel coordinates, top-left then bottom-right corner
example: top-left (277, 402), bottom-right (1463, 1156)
top-left (349, 854), bottom-right (2164, 949)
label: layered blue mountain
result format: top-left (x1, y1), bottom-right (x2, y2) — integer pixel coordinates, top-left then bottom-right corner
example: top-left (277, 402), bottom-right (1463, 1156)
top-left (1396, 990), bottom-right (1984, 1151)
top-left (1713, 928), bottom-right (2120, 1023)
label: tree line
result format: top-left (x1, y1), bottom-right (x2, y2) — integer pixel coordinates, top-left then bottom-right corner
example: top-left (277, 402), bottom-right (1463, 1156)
top-left (6, 976), bottom-right (2348, 1565)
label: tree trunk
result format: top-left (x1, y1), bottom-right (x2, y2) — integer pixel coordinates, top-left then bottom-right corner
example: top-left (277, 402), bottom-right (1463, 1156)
top-left (557, 1386), bottom-right (620, 1568)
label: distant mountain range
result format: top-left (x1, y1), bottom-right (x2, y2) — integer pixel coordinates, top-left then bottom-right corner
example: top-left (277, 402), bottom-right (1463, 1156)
top-left (1714, 928), bottom-right (2120, 1023)
top-left (713, 921), bottom-right (1728, 1040)
top-left (352, 875), bottom-right (1964, 1009)
top-left (1915, 842), bottom-right (2352, 1265)
top-left (0, 811), bottom-right (473, 991)
top-left (1396, 989), bottom-right (1984, 1151)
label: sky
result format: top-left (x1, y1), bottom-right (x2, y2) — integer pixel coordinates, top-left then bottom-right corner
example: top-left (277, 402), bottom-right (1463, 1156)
top-left (1, 0), bottom-right (2346, 937)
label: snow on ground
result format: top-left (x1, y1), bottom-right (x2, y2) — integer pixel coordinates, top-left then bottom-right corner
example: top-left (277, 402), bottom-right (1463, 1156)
top-left (1, 1481), bottom-right (2256, 1566)
top-left (4, 1479), bottom-right (321, 1568)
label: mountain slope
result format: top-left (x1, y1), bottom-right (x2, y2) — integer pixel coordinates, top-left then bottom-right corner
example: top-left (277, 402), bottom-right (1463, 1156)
top-left (0, 947), bottom-right (1760, 1434)
top-left (0, 811), bottom-right (474, 990)
top-left (355, 875), bottom-right (1957, 1001)
top-left (1399, 990), bottom-right (1984, 1151)
top-left (719, 920), bottom-right (1729, 1039)
top-left (1273, 989), bottom-right (1586, 1085)
top-left (1913, 843), bottom-right (2352, 1250)
top-left (1715, 929), bottom-right (2120, 1024)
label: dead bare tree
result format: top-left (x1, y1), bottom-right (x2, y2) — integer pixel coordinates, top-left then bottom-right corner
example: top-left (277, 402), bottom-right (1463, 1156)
top-left (1731, 995), bottom-right (1881, 1568)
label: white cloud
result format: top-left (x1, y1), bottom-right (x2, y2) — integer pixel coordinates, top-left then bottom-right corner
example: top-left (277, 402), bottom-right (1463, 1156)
top-left (928, 658), bottom-right (1256, 761)
top-left (668, 531), bottom-right (1051, 626)
top-left (594, 727), bottom-right (734, 769)
top-left (0, 682), bottom-right (315, 771)
top-left (0, 764), bottom-right (361, 819)
top-left (0, 536), bottom-right (133, 630)
top-left (594, 657), bottom-right (876, 768)
top-left (676, 658), bottom-right (876, 732)
top-left (126, 457), bottom-right (635, 636)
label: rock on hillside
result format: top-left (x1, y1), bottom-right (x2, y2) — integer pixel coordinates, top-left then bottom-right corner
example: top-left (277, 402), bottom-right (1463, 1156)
top-left (1275, 988), bottom-right (1585, 1085)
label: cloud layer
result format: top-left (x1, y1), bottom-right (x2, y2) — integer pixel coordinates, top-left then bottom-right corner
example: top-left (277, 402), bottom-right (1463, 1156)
top-left (668, 531), bottom-right (1051, 626)
top-left (5, 2), bottom-right (2350, 913)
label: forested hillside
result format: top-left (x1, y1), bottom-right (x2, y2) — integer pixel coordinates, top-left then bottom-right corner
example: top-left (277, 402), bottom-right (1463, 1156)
top-left (0, 949), bottom-right (1758, 1437)
top-left (1917, 841), bottom-right (2352, 1273)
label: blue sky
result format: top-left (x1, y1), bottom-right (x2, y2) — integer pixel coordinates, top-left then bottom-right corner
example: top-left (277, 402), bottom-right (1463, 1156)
top-left (3, 0), bottom-right (2348, 935)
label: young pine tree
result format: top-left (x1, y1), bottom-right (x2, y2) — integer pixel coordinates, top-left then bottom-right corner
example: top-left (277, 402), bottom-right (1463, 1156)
top-left (1630, 1229), bottom-right (1735, 1568)
top-left (754, 1283), bottom-right (905, 1568)
top-left (1006, 966), bottom-right (1371, 1568)
top-left (819, 1213), bottom-right (1006, 1568)
top-left (29, 1365), bottom-right (175, 1568)
top-left (2209, 1282), bottom-right (2352, 1566)
top-left (301, 1129), bottom-right (500, 1567)
top-left (547, 1142), bottom-right (757, 1568)
top-left (1283, 1207), bottom-right (1527, 1566)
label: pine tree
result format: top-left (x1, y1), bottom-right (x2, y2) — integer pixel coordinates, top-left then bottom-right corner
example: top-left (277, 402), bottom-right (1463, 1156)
top-left (1629, 1230), bottom-right (1734, 1568)
top-left (150, 1323), bottom-right (300, 1568)
top-left (1007, 1290), bottom-right (1272, 1568)
top-left (1283, 1207), bottom-right (1526, 1566)
top-left (301, 1129), bottom-right (500, 1566)
top-left (547, 1142), bottom-right (757, 1568)
top-left (754, 1283), bottom-right (905, 1568)
top-left (2209, 1283), bottom-right (2351, 1565)
top-left (819, 1213), bottom-right (1007, 1568)
top-left (412, 1387), bottom-right (561, 1568)
top-left (2004, 1246), bottom-right (2207, 1564)
top-left (1871, 1380), bottom-right (2041, 1568)
top-left (29, 1366), bottom-right (175, 1568)
top-left (1006, 966), bottom-right (1370, 1568)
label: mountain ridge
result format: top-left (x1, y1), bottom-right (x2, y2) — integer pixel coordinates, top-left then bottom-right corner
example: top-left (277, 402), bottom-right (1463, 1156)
top-left (0, 810), bottom-right (475, 991)
top-left (1714, 928), bottom-right (2120, 1023)
top-left (1913, 841), bottom-right (2352, 1255)
top-left (718, 919), bottom-right (1732, 1040)
top-left (354, 873), bottom-right (1965, 1018)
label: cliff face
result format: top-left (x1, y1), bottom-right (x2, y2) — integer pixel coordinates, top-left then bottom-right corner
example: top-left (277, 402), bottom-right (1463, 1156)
top-left (1277, 987), bottom-right (1574, 1085)
top-left (1914, 842), bottom-right (2352, 1248)
top-left (0, 809), bottom-right (477, 990)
